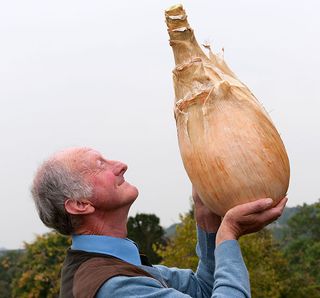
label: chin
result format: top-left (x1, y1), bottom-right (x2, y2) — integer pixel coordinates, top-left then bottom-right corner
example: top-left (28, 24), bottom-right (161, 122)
top-left (129, 185), bottom-right (139, 200)
top-left (120, 182), bottom-right (139, 204)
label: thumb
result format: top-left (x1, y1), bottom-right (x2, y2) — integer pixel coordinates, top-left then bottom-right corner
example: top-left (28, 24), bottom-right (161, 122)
top-left (232, 198), bottom-right (274, 215)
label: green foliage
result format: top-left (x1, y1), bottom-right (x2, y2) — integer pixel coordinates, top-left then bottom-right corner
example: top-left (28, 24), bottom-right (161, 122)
top-left (0, 249), bottom-right (24, 298)
top-left (280, 200), bottom-right (320, 297)
top-left (158, 212), bottom-right (198, 271)
top-left (269, 206), bottom-right (299, 240)
top-left (11, 232), bottom-right (70, 298)
top-left (283, 201), bottom-right (320, 242)
top-left (240, 230), bottom-right (290, 298)
top-left (158, 211), bottom-right (295, 298)
top-left (127, 213), bottom-right (165, 264)
top-left (1, 203), bottom-right (319, 298)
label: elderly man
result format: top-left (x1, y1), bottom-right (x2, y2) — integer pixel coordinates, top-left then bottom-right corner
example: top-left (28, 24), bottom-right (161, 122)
top-left (32, 147), bottom-right (287, 298)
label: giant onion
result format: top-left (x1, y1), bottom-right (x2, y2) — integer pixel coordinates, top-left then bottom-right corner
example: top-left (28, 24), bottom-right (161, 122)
top-left (165, 4), bottom-right (290, 215)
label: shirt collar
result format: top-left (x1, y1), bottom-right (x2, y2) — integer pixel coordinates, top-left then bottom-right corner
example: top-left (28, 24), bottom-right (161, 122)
top-left (71, 234), bottom-right (142, 266)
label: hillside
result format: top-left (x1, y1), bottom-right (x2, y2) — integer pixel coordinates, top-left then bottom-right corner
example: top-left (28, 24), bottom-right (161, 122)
top-left (165, 206), bottom-right (300, 240)
top-left (268, 206), bottom-right (299, 240)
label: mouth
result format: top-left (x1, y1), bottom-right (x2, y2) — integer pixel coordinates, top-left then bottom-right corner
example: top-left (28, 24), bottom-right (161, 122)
top-left (118, 168), bottom-right (127, 186)
top-left (117, 177), bottom-right (125, 186)
top-left (115, 164), bottom-right (128, 186)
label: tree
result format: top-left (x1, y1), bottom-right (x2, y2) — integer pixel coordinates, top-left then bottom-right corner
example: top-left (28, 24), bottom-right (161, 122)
top-left (0, 249), bottom-right (24, 298)
top-left (158, 212), bottom-right (198, 271)
top-left (127, 213), bottom-right (166, 264)
top-left (240, 230), bottom-right (290, 298)
top-left (158, 209), bottom-right (292, 297)
top-left (280, 200), bottom-right (320, 297)
top-left (11, 232), bottom-right (70, 298)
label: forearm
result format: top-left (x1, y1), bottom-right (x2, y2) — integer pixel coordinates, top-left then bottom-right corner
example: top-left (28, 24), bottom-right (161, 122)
top-left (154, 226), bottom-right (216, 297)
top-left (159, 228), bottom-right (250, 298)
top-left (213, 240), bottom-right (251, 298)
top-left (182, 224), bottom-right (250, 297)
top-left (194, 226), bottom-right (216, 295)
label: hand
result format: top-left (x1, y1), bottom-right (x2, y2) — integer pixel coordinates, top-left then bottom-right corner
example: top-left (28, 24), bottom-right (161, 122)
top-left (216, 197), bottom-right (288, 246)
top-left (192, 186), bottom-right (221, 233)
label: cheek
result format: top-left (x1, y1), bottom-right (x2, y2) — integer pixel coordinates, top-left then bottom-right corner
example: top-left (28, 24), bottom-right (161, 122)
top-left (99, 171), bottom-right (116, 183)
top-left (91, 172), bottom-right (117, 193)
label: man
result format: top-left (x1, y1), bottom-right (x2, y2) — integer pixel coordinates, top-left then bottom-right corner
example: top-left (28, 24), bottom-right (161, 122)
top-left (32, 147), bottom-right (287, 297)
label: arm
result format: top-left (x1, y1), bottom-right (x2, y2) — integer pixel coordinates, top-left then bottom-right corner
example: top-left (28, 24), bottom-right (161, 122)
top-left (97, 195), bottom-right (287, 298)
top-left (213, 196), bottom-right (288, 296)
top-left (149, 188), bottom-right (221, 296)
top-left (96, 226), bottom-right (219, 298)
top-left (156, 192), bottom-right (287, 297)
top-left (154, 225), bottom-right (217, 297)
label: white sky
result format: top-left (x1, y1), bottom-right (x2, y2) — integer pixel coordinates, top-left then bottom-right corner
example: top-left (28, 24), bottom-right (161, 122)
top-left (0, 0), bottom-right (319, 249)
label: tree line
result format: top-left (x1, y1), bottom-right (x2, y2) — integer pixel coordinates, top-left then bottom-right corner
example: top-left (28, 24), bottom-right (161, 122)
top-left (0, 200), bottom-right (319, 297)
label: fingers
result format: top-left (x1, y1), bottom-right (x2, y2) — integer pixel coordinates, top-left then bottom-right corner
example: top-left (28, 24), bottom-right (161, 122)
top-left (192, 186), bottom-right (207, 210)
top-left (217, 197), bottom-right (289, 243)
top-left (274, 197), bottom-right (288, 209)
top-left (192, 185), bottom-right (201, 201)
top-left (261, 197), bottom-right (287, 223)
top-left (231, 198), bottom-right (273, 216)
top-left (269, 197), bottom-right (287, 220)
top-left (246, 197), bottom-right (288, 228)
top-left (256, 208), bottom-right (282, 227)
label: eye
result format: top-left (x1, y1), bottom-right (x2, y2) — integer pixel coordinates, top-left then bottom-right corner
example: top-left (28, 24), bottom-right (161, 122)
top-left (96, 159), bottom-right (104, 168)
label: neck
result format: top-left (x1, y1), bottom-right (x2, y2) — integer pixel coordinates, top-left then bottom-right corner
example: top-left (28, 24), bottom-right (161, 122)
top-left (76, 205), bottom-right (130, 238)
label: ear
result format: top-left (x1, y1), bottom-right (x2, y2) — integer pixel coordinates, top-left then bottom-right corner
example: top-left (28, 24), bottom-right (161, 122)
top-left (64, 199), bottom-right (95, 215)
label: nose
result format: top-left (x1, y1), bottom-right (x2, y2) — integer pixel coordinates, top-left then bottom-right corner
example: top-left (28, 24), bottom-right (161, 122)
top-left (112, 160), bottom-right (128, 176)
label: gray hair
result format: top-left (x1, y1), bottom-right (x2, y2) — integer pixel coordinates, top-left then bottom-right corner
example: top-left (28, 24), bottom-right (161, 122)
top-left (31, 158), bottom-right (93, 235)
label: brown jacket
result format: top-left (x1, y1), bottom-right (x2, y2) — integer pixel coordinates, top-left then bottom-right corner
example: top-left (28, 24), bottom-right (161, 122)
top-left (59, 249), bottom-right (154, 298)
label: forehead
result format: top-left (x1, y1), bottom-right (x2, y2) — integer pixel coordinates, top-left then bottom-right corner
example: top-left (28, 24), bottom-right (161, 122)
top-left (55, 147), bottom-right (103, 168)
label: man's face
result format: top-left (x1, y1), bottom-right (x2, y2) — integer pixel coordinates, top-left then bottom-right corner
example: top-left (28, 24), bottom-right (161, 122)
top-left (63, 148), bottom-right (139, 211)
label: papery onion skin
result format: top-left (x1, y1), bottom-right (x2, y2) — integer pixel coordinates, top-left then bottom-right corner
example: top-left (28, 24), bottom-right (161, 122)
top-left (165, 4), bottom-right (290, 215)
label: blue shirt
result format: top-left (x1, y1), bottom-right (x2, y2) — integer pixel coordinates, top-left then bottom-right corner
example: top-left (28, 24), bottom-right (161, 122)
top-left (72, 235), bottom-right (142, 266)
top-left (72, 227), bottom-right (250, 297)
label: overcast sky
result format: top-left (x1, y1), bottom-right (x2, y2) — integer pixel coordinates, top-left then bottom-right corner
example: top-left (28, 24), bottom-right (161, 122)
top-left (1, 0), bottom-right (319, 249)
